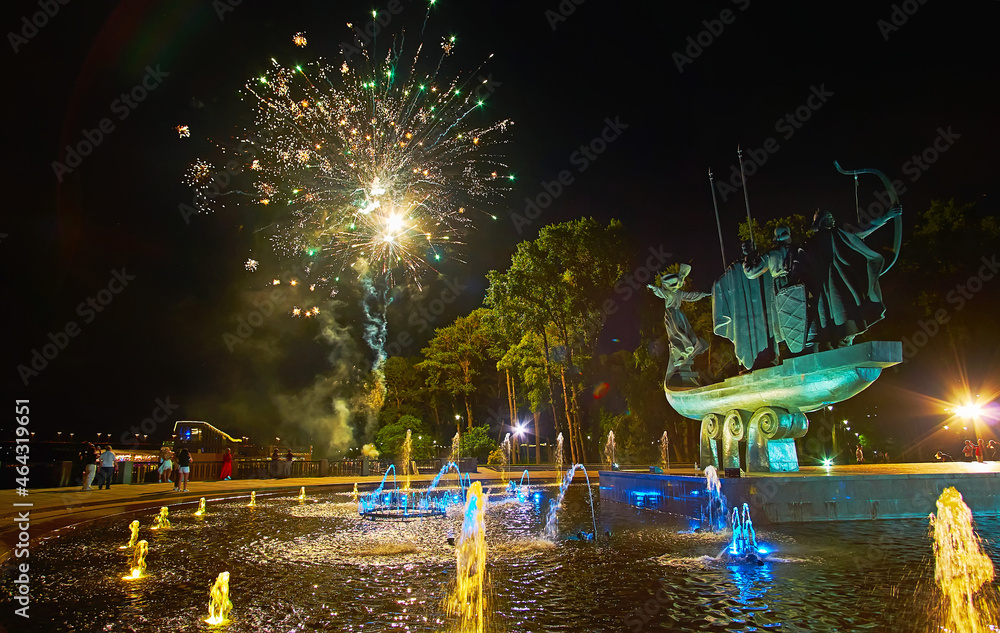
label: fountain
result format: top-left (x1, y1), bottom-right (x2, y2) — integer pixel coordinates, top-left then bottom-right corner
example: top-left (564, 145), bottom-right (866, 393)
top-left (401, 429), bottom-right (413, 490)
top-left (205, 571), bottom-right (234, 626)
top-left (499, 433), bottom-right (511, 483)
top-left (427, 461), bottom-right (467, 494)
top-left (450, 431), bottom-right (461, 463)
top-left (930, 486), bottom-right (999, 632)
top-left (702, 466), bottom-right (727, 532)
top-left (122, 540), bottom-right (148, 580)
top-left (358, 463), bottom-right (450, 520)
top-left (543, 464), bottom-right (597, 541)
top-left (247, 491), bottom-right (256, 507)
top-left (352, 483), bottom-right (359, 502)
top-left (298, 486), bottom-right (306, 501)
top-left (503, 470), bottom-right (531, 503)
top-left (555, 433), bottom-right (564, 484)
top-left (604, 430), bottom-right (616, 468)
top-left (445, 481), bottom-right (488, 633)
top-left (150, 507), bottom-right (170, 530)
top-left (195, 497), bottom-right (207, 516)
top-left (726, 503), bottom-right (763, 563)
top-left (660, 431), bottom-right (670, 472)
top-left (119, 520), bottom-right (140, 549)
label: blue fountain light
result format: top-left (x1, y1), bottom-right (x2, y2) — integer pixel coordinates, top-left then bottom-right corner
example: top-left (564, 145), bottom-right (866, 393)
top-left (358, 463), bottom-right (468, 521)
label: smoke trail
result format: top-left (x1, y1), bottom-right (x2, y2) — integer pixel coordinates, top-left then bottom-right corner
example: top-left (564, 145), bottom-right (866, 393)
top-left (356, 261), bottom-right (389, 428)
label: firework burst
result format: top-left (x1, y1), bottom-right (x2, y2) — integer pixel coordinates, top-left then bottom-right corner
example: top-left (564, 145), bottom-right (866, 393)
top-left (188, 19), bottom-right (512, 290)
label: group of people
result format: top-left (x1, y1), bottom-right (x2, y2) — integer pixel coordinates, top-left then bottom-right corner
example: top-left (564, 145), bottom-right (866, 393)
top-left (854, 444), bottom-right (889, 464)
top-left (78, 442), bottom-right (118, 491)
top-left (271, 448), bottom-right (295, 477)
top-left (934, 440), bottom-right (998, 462)
top-left (157, 446), bottom-right (193, 492)
top-left (963, 439), bottom-right (997, 462)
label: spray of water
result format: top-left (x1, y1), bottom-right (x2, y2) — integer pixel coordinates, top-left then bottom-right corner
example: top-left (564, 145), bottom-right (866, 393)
top-left (603, 431), bottom-right (616, 468)
top-left (445, 481), bottom-right (488, 633)
top-left (703, 466), bottom-right (727, 532)
top-left (499, 433), bottom-right (511, 483)
top-left (555, 433), bottom-right (564, 484)
top-left (123, 540), bottom-right (149, 580)
top-left (543, 464), bottom-right (597, 541)
top-left (205, 571), bottom-right (234, 625)
top-left (930, 486), bottom-right (998, 632)
top-left (660, 431), bottom-right (670, 471)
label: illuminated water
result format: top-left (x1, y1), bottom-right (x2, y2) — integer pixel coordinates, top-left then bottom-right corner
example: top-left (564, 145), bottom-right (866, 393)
top-left (604, 430), bottom-right (616, 468)
top-left (7, 486), bottom-right (1000, 632)
top-left (446, 481), bottom-right (488, 633)
top-left (194, 497), bottom-right (207, 516)
top-left (205, 571), bottom-right (233, 625)
top-left (930, 486), bottom-right (999, 632)
top-left (402, 429), bottom-right (413, 490)
top-left (660, 431), bottom-right (669, 471)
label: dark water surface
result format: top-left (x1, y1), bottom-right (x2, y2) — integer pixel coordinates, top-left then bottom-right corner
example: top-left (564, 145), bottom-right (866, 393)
top-left (3, 484), bottom-right (997, 632)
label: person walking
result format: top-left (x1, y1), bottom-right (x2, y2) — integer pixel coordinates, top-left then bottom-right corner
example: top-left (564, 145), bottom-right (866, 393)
top-left (285, 449), bottom-right (294, 477)
top-left (219, 448), bottom-right (233, 481)
top-left (176, 447), bottom-right (192, 492)
top-left (80, 442), bottom-right (98, 491)
top-left (977, 439), bottom-right (986, 463)
top-left (98, 446), bottom-right (117, 490)
top-left (855, 444), bottom-right (865, 464)
top-left (989, 440), bottom-right (998, 461)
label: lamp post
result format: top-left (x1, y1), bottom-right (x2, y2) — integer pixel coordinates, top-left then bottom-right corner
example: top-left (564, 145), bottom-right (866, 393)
top-left (513, 422), bottom-right (528, 466)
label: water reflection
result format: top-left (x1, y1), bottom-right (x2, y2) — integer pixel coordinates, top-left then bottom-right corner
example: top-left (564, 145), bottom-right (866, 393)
top-left (4, 484), bottom-right (997, 632)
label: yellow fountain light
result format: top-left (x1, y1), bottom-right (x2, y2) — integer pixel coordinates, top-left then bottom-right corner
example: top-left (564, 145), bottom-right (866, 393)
top-left (195, 497), bottom-right (207, 516)
top-left (205, 571), bottom-right (234, 625)
top-left (247, 491), bottom-right (256, 507)
top-left (122, 540), bottom-right (149, 580)
top-left (150, 507), bottom-right (170, 530)
top-left (120, 519), bottom-right (140, 550)
top-left (931, 487), bottom-right (999, 630)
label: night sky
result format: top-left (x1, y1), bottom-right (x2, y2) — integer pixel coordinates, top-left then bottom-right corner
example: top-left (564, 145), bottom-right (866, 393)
top-left (6, 0), bottom-right (999, 453)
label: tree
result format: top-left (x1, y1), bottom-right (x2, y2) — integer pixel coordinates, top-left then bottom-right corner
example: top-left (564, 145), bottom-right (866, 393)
top-left (457, 425), bottom-right (498, 462)
top-left (416, 309), bottom-right (493, 430)
top-left (486, 218), bottom-right (628, 464)
top-left (375, 414), bottom-right (434, 460)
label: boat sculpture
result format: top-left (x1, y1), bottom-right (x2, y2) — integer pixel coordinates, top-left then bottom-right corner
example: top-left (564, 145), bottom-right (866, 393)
top-left (657, 162), bottom-right (904, 472)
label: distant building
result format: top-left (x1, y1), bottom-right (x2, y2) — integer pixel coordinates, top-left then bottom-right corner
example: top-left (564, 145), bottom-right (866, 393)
top-left (172, 421), bottom-right (244, 454)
